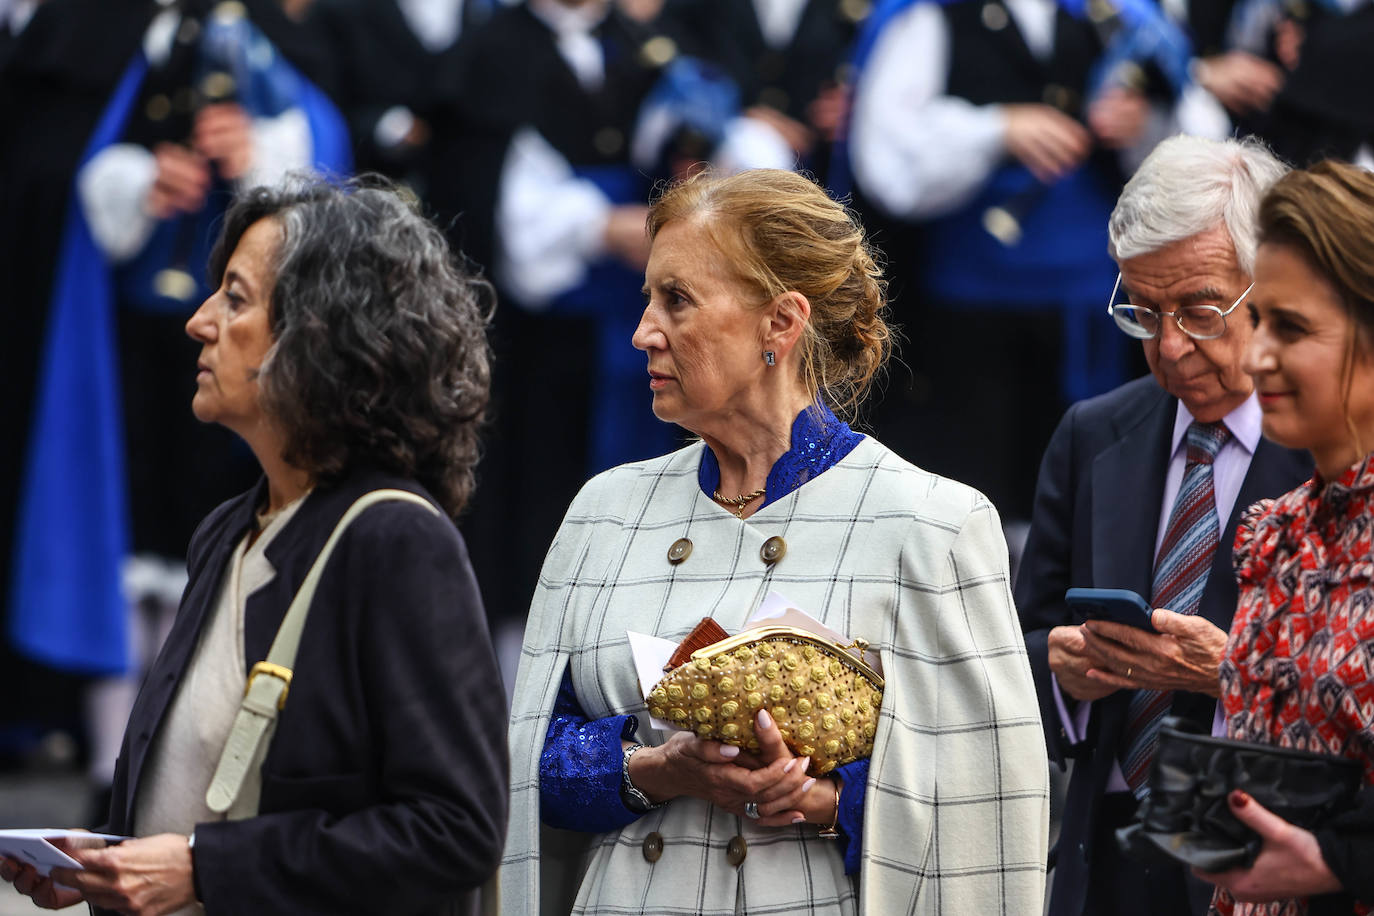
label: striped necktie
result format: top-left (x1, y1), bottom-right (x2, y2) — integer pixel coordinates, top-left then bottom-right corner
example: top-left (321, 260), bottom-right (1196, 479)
top-left (1119, 420), bottom-right (1231, 796)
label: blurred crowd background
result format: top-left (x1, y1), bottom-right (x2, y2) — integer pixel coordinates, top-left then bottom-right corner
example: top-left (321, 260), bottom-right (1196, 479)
top-left (0, 0), bottom-right (1370, 828)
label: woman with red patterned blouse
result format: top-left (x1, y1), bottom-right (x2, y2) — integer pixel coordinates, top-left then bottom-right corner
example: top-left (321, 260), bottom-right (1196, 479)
top-left (1200, 160), bottom-right (1374, 916)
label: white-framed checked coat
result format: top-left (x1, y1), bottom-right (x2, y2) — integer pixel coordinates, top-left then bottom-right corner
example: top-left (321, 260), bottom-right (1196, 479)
top-left (503, 437), bottom-right (1049, 914)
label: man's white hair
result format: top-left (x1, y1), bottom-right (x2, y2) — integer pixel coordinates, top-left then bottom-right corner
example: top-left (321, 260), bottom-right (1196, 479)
top-left (1108, 135), bottom-right (1289, 276)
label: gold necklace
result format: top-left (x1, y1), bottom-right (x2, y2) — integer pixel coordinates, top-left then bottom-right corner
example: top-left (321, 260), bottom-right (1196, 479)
top-left (713, 487), bottom-right (766, 518)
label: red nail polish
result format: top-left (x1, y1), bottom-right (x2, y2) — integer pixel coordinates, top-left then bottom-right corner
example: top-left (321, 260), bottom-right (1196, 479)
top-left (1230, 790), bottom-right (1249, 808)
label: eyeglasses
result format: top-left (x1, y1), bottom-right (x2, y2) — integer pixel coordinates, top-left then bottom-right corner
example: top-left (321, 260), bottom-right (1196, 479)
top-left (1106, 273), bottom-right (1254, 341)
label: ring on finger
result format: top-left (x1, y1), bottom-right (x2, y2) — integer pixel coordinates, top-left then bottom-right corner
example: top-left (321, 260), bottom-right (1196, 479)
top-left (744, 801), bottom-right (761, 820)
top-left (1126, 666), bottom-right (1133, 679)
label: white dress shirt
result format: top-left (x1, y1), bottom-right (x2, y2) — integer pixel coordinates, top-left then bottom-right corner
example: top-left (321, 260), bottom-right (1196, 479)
top-left (752, 0), bottom-right (808, 48)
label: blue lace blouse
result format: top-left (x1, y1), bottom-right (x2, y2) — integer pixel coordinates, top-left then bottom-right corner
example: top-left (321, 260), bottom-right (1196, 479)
top-left (539, 404), bottom-right (871, 874)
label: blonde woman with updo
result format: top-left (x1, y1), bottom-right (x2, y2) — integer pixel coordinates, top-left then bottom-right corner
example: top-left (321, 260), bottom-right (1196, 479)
top-left (502, 169), bottom-right (1049, 914)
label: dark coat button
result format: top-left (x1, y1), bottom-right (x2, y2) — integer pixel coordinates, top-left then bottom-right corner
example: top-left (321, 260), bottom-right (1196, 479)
top-left (145, 94), bottom-right (172, 121)
top-left (642, 832), bottom-right (664, 863)
top-left (593, 126), bottom-right (623, 156)
top-left (667, 538), bottom-right (693, 565)
top-left (760, 536), bottom-right (786, 565)
top-left (640, 35), bottom-right (677, 67)
top-left (840, 0), bottom-right (872, 23)
top-left (981, 2), bottom-right (1009, 30)
top-left (726, 834), bottom-right (747, 866)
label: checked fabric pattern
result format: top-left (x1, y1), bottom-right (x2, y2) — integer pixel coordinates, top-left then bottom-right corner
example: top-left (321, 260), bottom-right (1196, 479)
top-left (1120, 420), bottom-right (1231, 796)
top-left (502, 437), bottom-right (1049, 915)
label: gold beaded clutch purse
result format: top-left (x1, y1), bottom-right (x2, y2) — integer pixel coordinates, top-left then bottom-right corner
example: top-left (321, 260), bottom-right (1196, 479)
top-left (646, 626), bottom-right (884, 777)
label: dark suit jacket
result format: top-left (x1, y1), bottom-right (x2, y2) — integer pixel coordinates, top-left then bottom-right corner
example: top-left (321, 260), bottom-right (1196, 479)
top-left (106, 469), bottom-right (508, 915)
top-left (661, 0), bottom-right (863, 180)
top-left (1015, 375), bottom-right (1312, 916)
top-left (308, 0), bottom-right (488, 186)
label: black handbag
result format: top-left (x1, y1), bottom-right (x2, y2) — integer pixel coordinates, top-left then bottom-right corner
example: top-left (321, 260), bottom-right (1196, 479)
top-left (1117, 717), bottom-right (1364, 873)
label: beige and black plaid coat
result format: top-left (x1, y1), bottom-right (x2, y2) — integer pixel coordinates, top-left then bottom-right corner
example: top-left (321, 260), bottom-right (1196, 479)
top-left (502, 438), bottom-right (1049, 914)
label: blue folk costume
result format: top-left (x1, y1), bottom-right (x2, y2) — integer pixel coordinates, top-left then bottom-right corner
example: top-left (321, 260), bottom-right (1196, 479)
top-left (846, 0), bottom-right (1191, 405)
top-left (9, 2), bottom-right (350, 675)
top-left (836, 0), bottom-right (1190, 518)
top-left (448, 3), bottom-right (765, 627)
top-left (548, 161), bottom-right (672, 476)
top-left (577, 55), bottom-right (744, 474)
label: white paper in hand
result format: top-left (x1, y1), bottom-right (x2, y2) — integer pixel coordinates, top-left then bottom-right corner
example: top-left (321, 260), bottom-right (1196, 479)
top-left (0, 829), bottom-right (125, 876)
top-left (628, 591), bottom-right (883, 735)
top-left (627, 630), bottom-right (679, 730)
top-left (746, 591), bottom-right (883, 677)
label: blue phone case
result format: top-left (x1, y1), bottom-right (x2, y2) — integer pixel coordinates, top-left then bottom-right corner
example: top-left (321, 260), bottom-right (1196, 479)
top-left (1065, 587), bottom-right (1156, 631)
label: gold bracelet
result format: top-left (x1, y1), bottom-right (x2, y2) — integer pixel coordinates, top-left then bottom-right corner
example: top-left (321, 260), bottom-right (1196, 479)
top-left (817, 778), bottom-right (840, 838)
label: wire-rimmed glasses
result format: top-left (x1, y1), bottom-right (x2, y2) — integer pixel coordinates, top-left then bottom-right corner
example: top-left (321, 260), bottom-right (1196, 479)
top-left (1106, 273), bottom-right (1254, 341)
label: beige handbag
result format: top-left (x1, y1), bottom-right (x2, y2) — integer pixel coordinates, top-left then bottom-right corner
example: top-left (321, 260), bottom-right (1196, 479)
top-left (205, 489), bottom-right (438, 818)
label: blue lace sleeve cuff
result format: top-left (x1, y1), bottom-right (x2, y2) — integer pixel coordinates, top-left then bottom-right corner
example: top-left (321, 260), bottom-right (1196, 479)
top-left (539, 672), bottom-right (642, 833)
top-left (834, 757), bottom-right (870, 875)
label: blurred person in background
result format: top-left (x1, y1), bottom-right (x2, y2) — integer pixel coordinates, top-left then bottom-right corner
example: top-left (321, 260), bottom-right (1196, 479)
top-left (6, 0), bottom-right (348, 820)
top-left (844, 0), bottom-right (1193, 524)
top-left (1183, 0), bottom-right (1374, 167)
top-left (1, 178), bottom-right (508, 916)
top-left (0, 0), bottom-right (152, 771)
top-left (658, 0), bottom-right (872, 188)
top-left (1195, 159), bottom-right (1374, 916)
top-left (307, 0), bottom-right (493, 207)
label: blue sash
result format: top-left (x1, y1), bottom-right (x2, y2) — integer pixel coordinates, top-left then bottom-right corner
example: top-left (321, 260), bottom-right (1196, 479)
top-left (832, 0), bottom-right (1193, 197)
top-left (553, 164), bottom-right (677, 474)
top-left (836, 0), bottom-right (1140, 400)
top-left (9, 26), bottom-right (350, 675)
top-left (920, 162), bottom-right (1125, 402)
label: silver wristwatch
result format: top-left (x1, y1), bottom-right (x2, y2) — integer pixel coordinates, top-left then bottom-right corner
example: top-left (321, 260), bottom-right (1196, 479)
top-left (620, 743), bottom-right (667, 814)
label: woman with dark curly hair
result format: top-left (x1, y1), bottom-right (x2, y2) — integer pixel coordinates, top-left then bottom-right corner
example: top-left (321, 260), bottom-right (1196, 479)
top-left (1, 179), bottom-right (508, 915)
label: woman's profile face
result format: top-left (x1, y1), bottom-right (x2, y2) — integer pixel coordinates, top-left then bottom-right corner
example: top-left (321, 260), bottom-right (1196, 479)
top-left (1243, 241), bottom-right (1374, 471)
top-left (633, 218), bottom-right (769, 432)
top-left (185, 217), bottom-right (281, 436)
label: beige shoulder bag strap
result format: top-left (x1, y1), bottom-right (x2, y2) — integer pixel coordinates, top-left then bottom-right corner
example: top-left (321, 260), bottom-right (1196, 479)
top-left (205, 488), bottom-right (439, 817)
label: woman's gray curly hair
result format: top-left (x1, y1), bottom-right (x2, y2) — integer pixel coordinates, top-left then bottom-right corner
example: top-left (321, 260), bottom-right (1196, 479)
top-left (207, 176), bottom-right (493, 517)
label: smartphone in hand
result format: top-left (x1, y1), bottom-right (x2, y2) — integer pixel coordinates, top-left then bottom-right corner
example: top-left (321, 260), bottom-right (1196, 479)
top-left (1065, 587), bottom-right (1156, 632)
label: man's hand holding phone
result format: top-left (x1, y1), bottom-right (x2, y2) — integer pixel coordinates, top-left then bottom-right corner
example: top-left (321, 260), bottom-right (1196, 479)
top-left (1078, 607), bottom-right (1228, 697)
top-left (1049, 589), bottom-right (1228, 699)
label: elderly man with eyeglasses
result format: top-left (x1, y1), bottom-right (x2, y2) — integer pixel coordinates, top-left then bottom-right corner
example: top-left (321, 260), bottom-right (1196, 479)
top-left (1015, 134), bottom-right (1314, 916)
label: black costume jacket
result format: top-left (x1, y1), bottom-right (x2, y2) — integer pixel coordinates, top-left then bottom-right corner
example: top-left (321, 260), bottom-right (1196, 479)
top-left (105, 469), bottom-right (509, 915)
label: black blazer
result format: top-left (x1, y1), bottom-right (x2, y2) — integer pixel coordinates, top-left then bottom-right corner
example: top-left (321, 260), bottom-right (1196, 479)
top-left (1014, 375), bottom-right (1312, 916)
top-left (106, 469), bottom-right (508, 915)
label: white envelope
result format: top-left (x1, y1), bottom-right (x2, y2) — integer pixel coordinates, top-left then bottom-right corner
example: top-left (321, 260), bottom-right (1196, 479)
top-left (629, 590), bottom-right (882, 733)
top-left (0, 829), bottom-right (126, 877)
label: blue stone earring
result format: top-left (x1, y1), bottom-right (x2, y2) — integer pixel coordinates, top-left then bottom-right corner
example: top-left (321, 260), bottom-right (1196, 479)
top-left (763, 351), bottom-right (776, 366)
